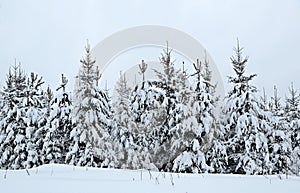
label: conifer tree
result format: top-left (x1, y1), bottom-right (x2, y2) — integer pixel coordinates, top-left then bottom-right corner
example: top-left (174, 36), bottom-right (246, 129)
top-left (68, 42), bottom-right (115, 167)
top-left (130, 80), bottom-right (167, 149)
top-left (0, 64), bottom-right (27, 169)
top-left (112, 72), bottom-right (134, 145)
top-left (42, 75), bottom-right (73, 164)
top-left (153, 45), bottom-right (184, 138)
top-left (0, 64), bottom-right (47, 169)
top-left (111, 72), bottom-right (151, 169)
top-left (151, 45), bottom-right (188, 170)
top-left (265, 86), bottom-right (292, 174)
top-left (112, 73), bottom-right (132, 146)
top-left (284, 83), bottom-right (300, 175)
top-left (24, 72), bottom-right (47, 168)
top-left (172, 58), bottom-right (216, 173)
top-left (220, 40), bottom-right (272, 174)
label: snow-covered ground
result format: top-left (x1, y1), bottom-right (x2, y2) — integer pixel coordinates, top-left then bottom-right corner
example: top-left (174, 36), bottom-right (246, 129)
top-left (0, 164), bottom-right (299, 193)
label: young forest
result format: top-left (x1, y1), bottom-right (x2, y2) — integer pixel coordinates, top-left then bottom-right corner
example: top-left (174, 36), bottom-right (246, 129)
top-left (0, 41), bottom-right (299, 176)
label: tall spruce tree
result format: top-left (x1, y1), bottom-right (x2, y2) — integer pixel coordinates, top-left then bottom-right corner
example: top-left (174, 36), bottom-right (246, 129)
top-left (151, 45), bottom-right (188, 170)
top-left (153, 45), bottom-right (184, 139)
top-left (112, 73), bottom-right (133, 168)
top-left (172, 58), bottom-right (217, 173)
top-left (220, 40), bottom-right (272, 174)
top-left (112, 72), bottom-right (134, 148)
top-left (265, 86), bottom-right (292, 174)
top-left (159, 64), bottom-right (192, 171)
top-left (68, 42), bottom-right (115, 167)
top-left (0, 64), bottom-right (27, 169)
top-left (24, 72), bottom-right (47, 168)
top-left (284, 83), bottom-right (300, 175)
top-left (0, 64), bottom-right (47, 169)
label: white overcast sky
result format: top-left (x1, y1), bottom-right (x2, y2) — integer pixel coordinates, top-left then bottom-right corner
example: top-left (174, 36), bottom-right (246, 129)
top-left (0, 0), bottom-right (299, 98)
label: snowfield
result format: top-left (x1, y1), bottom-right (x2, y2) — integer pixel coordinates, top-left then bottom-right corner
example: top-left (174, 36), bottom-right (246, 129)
top-left (0, 164), bottom-right (299, 193)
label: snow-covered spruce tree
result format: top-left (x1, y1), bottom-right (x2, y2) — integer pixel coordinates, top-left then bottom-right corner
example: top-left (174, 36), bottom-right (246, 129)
top-left (130, 80), bottom-right (167, 150)
top-left (129, 78), bottom-right (175, 171)
top-left (112, 72), bottom-right (134, 149)
top-left (112, 72), bottom-right (138, 169)
top-left (111, 72), bottom-right (153, 170)
top-left (171, 63), bottom-right (200, 173)
top-left (284, 83), bottom-right (300, 175)
top-left (151, 45), bottom-right (191, 170)
top-left (42, 74), bottom-right (73, 164)
top-left (24, 72), bottom-right (47, 168)
top-left (221, 41), bottom-right (272, 174)
top-left (0, 64), bottom-right (47, 169)
top-left (152, 45), bottom-right (184, 140)
top-left (131, 60), bottom-right (167, 152)
top-left (192, 57), bottom-right (218, 153)
top-left (67, 42), bottom-right (115, 167)
top-left (0, 64), bottom-right (27, 169)
top-left (172, 58), bottom-right (217, 173)
top-left (198, 58), bottom-right (228, 174)
top-left (266, 86), bottom-right (292, 175)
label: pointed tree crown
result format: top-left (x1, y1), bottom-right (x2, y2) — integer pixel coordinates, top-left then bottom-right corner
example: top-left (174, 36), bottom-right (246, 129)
top-left (228, 40), bottom-right (257, 96)
top-left (5, 62), bottom-right (27, 92)
top-left (77, 41), bottom-right (101, 88)
top-left (286, 82), bottom-right (300, 112)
